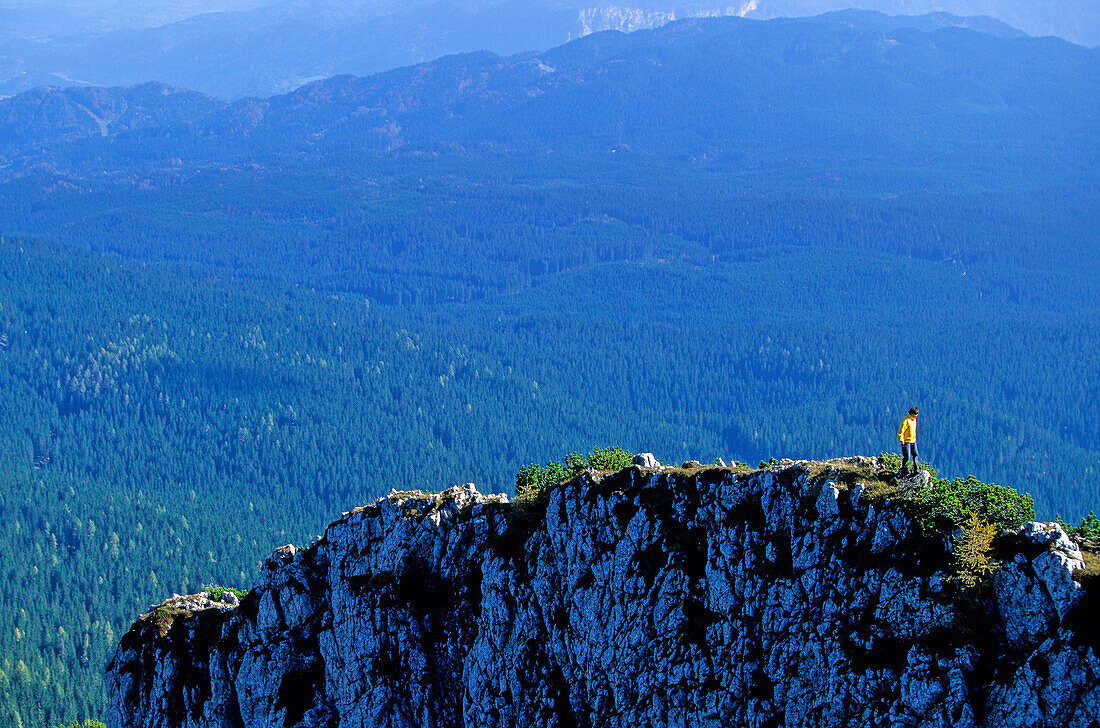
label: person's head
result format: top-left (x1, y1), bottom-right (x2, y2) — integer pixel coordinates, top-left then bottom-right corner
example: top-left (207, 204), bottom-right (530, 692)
top-left (909, 407), bottom-right (919, 417)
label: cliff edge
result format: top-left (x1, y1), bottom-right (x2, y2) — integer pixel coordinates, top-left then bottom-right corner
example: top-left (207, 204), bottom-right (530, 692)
top-left (106, 458), bottom-right (1099, 727)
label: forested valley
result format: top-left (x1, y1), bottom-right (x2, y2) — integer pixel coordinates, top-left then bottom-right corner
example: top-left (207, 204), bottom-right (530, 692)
top-left (3, 218), bottom-right (1097, 724)
top-left (0, 12), bottom-right (1096, 725)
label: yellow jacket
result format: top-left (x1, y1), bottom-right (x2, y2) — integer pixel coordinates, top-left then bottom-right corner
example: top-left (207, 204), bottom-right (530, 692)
top-left (898, 415), bottom-right (917, 444)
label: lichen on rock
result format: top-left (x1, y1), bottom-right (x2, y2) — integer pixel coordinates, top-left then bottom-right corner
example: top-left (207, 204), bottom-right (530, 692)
top-left (106, 462), bottom-right (1099, 728)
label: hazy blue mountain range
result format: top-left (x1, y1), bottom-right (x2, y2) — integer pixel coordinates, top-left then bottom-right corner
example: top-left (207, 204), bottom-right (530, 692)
top-left (753, 0), bottom-right (1098, 46)
top-left (0, 0), bottom-right (758, 99)
top-left (1, 13), bottom-right (1095, 181)
top-left (0, 0), bottom-right (271, 38)
top-left (1, 0), bottom-right (1095, 99)
top-left (0, 15), bottom-right (1095, 300)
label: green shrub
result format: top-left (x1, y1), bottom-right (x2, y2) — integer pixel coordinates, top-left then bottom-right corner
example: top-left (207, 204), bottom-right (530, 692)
top-left (586, 446), bottom-right (633, 471)
top-left (913, 474), bottom-right (1034, 534)
top-left (878, 452), bottom-right (902, 470)
top-left (203, 585), bottom-right (247, 601)
top-left (516, 446), bottom-right (634, 501)
top-left (516, 461), bottom-right (568, 501)
top-left (874, 454), bottom-right (1030, 535)
top-left (53, 722), bottom-right (106, 728)
top-left (1061, 511), bottom-right (1100, 540)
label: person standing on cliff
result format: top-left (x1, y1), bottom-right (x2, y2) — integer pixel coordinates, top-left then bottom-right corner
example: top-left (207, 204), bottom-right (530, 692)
top-left (898, 407), bottom-right (919, 475)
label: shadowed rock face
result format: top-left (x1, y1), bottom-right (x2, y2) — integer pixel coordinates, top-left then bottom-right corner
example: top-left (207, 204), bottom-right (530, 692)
top-left (106, 460), bottom-right (1099, 728)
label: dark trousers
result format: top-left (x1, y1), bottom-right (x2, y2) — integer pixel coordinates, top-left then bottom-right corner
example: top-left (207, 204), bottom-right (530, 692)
top-left (901, 442), bottom-right (918, 469)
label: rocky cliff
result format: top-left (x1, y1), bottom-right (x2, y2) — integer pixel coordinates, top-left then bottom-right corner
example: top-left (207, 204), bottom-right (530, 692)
top-left (106, 458), bottom-right (1099, 728)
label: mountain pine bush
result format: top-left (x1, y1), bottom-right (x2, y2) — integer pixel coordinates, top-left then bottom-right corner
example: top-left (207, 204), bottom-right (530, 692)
top-left (913, 474), bottom-right (1034, 534)
top-left (516, 446), bottom-right (634, 500)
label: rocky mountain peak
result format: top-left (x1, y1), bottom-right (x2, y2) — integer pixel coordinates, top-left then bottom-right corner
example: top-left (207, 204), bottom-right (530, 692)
top-left (106, 459), bottom-right (1098, 727)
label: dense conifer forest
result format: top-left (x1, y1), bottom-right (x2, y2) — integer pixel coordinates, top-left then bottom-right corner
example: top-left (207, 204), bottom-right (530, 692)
top-left (3, 220), bottom-right (1097, 724)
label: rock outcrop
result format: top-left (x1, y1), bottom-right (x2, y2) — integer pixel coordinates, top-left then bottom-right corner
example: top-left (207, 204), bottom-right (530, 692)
top-left (106, 459), bottom-right (1099, 728)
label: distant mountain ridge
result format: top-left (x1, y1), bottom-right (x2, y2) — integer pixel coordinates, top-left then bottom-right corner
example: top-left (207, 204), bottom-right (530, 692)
top-left (0, 81), bottom-right (225, 155)
top-left (755, 0), bottom-right (1097, 45)
top-left (0, 0), bottom-right (758, 99)
top-left (1, 0), bottom-right (1095, 100)
top-left (0, 11), bottom-right (1094, 304)
top-left (1, 12), bottom-right (1094, 190)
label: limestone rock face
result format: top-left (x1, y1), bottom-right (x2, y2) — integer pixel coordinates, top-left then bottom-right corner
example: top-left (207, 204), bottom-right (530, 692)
top-left (994, 522), bottom-right (1086, 646)
top-left (106, 464), bottom-right (1099, 728)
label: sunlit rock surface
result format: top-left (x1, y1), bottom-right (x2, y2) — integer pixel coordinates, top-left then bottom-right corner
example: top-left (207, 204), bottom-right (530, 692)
top-left (106, 461), bottom-right (1099, 727)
